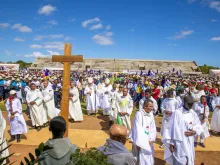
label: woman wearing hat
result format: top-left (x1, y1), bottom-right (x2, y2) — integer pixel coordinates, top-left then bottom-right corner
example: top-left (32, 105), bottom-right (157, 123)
top-left (5, 90), bottom-right (27, 143)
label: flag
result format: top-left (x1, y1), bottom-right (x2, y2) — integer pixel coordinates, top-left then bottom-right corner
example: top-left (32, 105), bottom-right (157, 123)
top-left (44, 69), bottom-right (49, 76)
top-left (172, 68), bottom-right (175, 72)
top-left (116, 115), bottom-right (122, 125)
top-left (176, 71), bottom-right (179, 75)
top-left (157, 69), bottom-right (158, 74)
top-left (140, 70), bottom-right (143, 76)
top-left (147, 70), bottom-right (151, 76)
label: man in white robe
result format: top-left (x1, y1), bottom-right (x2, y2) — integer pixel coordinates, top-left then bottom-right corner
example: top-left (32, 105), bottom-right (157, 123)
top-left (108, 84), bottom-right (118, 126)
top-left (26, 83), bottom-right (47, 131)
top-left (160, 89), bottom-right (179, 148)
top-left (69, 82), bottom-right (83, 121)
top-left (0, 110), bottom-right (9, 164)
top-left (194, 96), bottom-right (210, 148)
top-left (116, 88), bottom-right (133, 133)
top-left (162, 94), bottom-right (203, 165)
top-left (101, 78), bottom-right (112, 115)
top-left (191, 85), bottom-right (205, 103)
top-left (176, 88), bottom-right (185, 108)
top-left (84, 78), bottom-right (98, 115)
top-left (130, 99), bottom-right (157, 165)
top-left (42, 80), bottom-right (57, 120)
top-left (6, 90), bottom-right (28, 143)
top-left (97, 79), bottom-right (104, 108)
top-left (210, 95), bottom-right (220, 133)
top-left (139, 89), bottom-right (158, 114)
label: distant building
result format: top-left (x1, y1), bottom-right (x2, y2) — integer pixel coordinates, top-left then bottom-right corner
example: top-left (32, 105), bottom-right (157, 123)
top-left (30, 57), bottom-right (202, 75)
top-left (0, 63), bottom-right (20, 71)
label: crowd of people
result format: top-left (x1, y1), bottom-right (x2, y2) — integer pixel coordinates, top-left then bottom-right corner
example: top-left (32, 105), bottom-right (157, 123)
top-left (0, 69), bottom-right (220, 165)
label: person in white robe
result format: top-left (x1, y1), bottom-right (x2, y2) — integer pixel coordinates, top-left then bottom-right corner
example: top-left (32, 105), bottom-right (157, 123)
top-left (160, 89), bottom-right (179, 148)
top-left (139, 89), bottom-right (158, 114)
top-left (101, 78), bottom-right (112, 115)
top-left (97, 79), bottom-right (105, 108)
top-left (194, 96), bottom-right (210, 148)
top-left (15, 79), bottom-right (22, 101)
top-left (108, 83), bottom-right (118, 126)
top-left (42, 80), bottom-right (58, 120)
top-left (130, 99), bottom-right (157, 165)
top-left (210, 95), bottom-right (220, 133)
top-left (116, 88), bottom-right (133, 133)
top-left (192, 85), bottom-right (206, 109)
top-left (162, 94), bottom-right (203, 165)
top-left (175, 88), bottom-right (185, 108)
top-left (69, 82), bottom-right (83, 121)
top-left (0, 110), bottom-right (10, 164)
top-left (191, 85), bottom-right (205, 103)
top-left (6, 90), bottom-right (27, 143)
top-left (26, 83), bottom-right (47, 131)
top-left (84, 78), bottom-right (99, 115)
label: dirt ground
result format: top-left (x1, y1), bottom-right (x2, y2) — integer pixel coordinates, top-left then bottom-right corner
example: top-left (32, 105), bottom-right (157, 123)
top-left (2, 112), bottom-right (220, 165)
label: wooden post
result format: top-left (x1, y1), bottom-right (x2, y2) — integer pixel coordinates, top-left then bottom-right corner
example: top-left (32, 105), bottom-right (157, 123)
top-left (61, 44), bottom-right (71, 137)
top-left (51, 43), bottom-right (83, 137)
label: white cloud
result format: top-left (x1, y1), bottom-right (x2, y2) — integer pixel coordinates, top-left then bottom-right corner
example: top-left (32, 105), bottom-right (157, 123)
top-left (11, 23), bottom-right (32, 32)
top-left (50, 34), bottom-right (64, 39)
top-left (11, 23), bottom-right (21, 29)
top-left (14, 37), bottom-right (25, 42)
top-left (30, 44), bottom-right (42, 48)
top-left (209, 1), bottom-right (220, 12)
top-left (46, 50), bottom-right (59, 55)
top-left (24, 52), bottom-right (47, 58)
top-left (211, 19), bottom-right (218, 22)
top-left (105, 32), bottom-right (114, 37)
top-left (69, 18), bottom-right (76, 22)
top-left (43, 41), bottom-right (64, 50)
top-left (48, 20), bottom-right (58, 25)
top-left (170, 30), bottom-right (194, 40)
top-left (64, 36), bottom-right (72, 41)
top-left (0, 23), bottom-right (10, 28)
top-left (19, 26), bottom-right (32, 32)
top-left (92, 34), bottom-right (114, 45)
top-left (24, 50), bottom-right (60, 58)
top-left (82, 17), bottom-right (100, 28)
top-left (34, 35), bottom-right (45, 41)
top-left (106, 25), bottom-right (111, 30)
top-left (38, 5), bottom-right (57, 15)
top-left (168, 44), bottom-right (177, 46)
top-left (90, 23), bottom-right (103, 30)
top-left (4, 50), bottom-right (11, 56)
top-left (211, 37), bottom-right (220, 41)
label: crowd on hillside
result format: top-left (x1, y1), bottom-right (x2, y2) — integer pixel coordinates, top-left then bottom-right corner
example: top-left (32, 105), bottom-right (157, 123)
top-left (0, 69), bottom-right (220, 165)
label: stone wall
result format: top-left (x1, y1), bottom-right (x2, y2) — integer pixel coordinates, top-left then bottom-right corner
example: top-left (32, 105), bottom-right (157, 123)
top-left (30, 57), bottom-right (200, 73)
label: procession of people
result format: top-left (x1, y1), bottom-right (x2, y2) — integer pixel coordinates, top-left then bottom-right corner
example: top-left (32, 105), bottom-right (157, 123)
top-left (0, 69), bottom-right (220, 165)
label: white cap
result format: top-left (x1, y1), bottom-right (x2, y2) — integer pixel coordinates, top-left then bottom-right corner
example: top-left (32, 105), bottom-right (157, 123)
top-left (88, 77), bottom-right (93, 83)
top-left (105, 78), bottom-right (110, 84)
top-left (10, 90), bottom-right (16, 95)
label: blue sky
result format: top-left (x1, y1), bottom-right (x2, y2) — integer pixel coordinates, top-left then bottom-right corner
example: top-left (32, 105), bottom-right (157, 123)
top-left (0, 0), bottom-right (220, 66)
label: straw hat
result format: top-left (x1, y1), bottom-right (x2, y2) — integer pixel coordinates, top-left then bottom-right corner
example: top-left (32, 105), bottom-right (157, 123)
top-left (10, 90), bottom-right (16, 95)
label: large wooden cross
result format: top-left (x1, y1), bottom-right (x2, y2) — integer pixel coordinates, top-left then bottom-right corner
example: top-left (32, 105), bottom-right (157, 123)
top-left (52, 43), bottom-right (83, 137)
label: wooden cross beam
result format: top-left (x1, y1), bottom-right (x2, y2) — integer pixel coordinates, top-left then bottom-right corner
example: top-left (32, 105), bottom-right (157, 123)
top-left (52, 43), bottom-right (83, 137)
